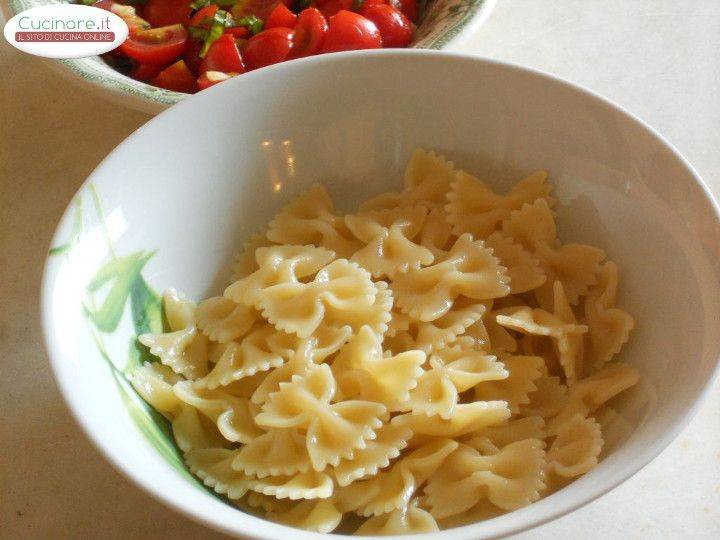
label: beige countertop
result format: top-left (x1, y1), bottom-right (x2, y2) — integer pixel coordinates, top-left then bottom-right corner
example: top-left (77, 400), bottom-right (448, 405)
top-left (2, 1), bottom-right (719, 538)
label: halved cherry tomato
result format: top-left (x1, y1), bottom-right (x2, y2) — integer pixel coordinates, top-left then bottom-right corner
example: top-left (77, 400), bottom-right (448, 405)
top-left (119, 24), bottom-right (188, 65)
top-left (314, 0), bottom-right (352, 19)
top-left (151, 59), bottom-right (198, 93)
top-left (287, 8), bottom-right (327, 59)
top-left (94, 1), bottom-right (150, 34)
top-left (199, 34), bottom-right (246, 74)
top-left (143, 0), bottom-right (191, 28)
top-left (321, 10), bottom-right (382, 53)
top-left (361, 5), bottom-right (413, 47)
top-left (266, 3), bottom-right (297, 29)
top-left (183, 37), bottom-right (204, 75)
top-left (397, 0), bottom-right (418, 22)
top-left (189, 4), bottom-right (219, 28)
top-left (131, 62), bottom-right (164, 81)
top-left (232, 0), bottom-right (291, 23)
top-left (198, 70), bottom-right (233, 90)
top-left (243, 27), bottom-right (294, 70)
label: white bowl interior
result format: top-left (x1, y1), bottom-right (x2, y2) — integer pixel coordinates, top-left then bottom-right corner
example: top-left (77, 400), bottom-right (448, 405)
top-left (42, 50), bottom-right (720, 540)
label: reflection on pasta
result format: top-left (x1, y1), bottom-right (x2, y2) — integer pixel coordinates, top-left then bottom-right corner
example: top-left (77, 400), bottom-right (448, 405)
top-left (132, 149), bottom-right (638, 535)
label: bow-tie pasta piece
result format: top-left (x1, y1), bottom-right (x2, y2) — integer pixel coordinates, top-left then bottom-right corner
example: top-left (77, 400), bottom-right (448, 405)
top-left (333, 424), bottom-right (412, 487)
top-left (326, 279), bottom-right (393, 337)
top-left (194, 296), bottom-right (257, 343)
top-left (474, 355), bottom-right (545, 414)
top-left (225, 245), bottom-right (336, 308)
top-left (419, 207), bottom-right (456, 259)
top-left (548, 414), bottom-right (603, 478)
top-left (519, 376), bottom-right (568, 418)
top-left (393, 234), bottom-right (511, 322)
top-left (194, 325), bottom-right (287, 389)
top-left (495, 298), bottom-right (587, 386)
top-left (354, 505), bottom-right (440, 535)
top-left (359, 149), bottom-right (456, 212)
top-left (388, 301), bottom-right (488, 355)
top-left (424, 439), bottom-right (546, 518)
top-left (446, 170), bottom-right (554, 238)
top-left (131, 361), bottom-right (184, 418)
top-left (501, 199), bottom-right (605, 307)
top-left (257, 259), bottom-right (377, 338)
top-left (131, 363), bottom-right (229, 452)
top-left (332, 325), bottom-right (425, 408)
top-left (485, 232), bottom-right (546, 294)
top-left (245, 492), bottom-right (294, 513)
top-left (402, 346), bottom-right (508, 419)
top-left (465, 306), bottom-right (519, 355)
top-left (345, 207), bottom-right (434, 278)
top-left (139, 289), bottom-right (209, 379)
top-left (595, 406), bottom-right (635, 457)
top-left (185, 448), bottom-right (250, 499)
top-left (584, 262), bottom-right (635, 369)
top-left (251, 351), bottom-right (317, 406)
top-left (347, 438), bottom-right (459, 517)
top-left (500, 198), bottom-right (558, 251)
top-left (255, 364), bottom-right (386, 470)
top-left (233, 428), bottom-right (311, 478)
top-left (267, 184), bottom-right (360, 258)
top-left (392, 401), bottom-right (511, 439)
top-left (267, 499), bottom-right (343, 533)
top-left (547, 362), bottom-right (639, 436)
top-left (469, 416), bottom-right (546, 449)
top-left (247, 470), bottom-right (334, 500)
top-left (230, 231), bottom-right (275, 281)
top-left (174, 381), bottom-right (264, 443)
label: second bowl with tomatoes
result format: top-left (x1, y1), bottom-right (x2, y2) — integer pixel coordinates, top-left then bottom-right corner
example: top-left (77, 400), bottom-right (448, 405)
top-left (2, 0), bottom-right (497, 112)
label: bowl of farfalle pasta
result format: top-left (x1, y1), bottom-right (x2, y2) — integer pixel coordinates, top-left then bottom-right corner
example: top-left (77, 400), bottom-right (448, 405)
top-left (41, 50), bottom-right (720, 539)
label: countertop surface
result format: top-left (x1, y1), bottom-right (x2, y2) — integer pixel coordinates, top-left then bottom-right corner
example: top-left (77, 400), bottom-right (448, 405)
top-left (1, 1), bottom-right (719, 538)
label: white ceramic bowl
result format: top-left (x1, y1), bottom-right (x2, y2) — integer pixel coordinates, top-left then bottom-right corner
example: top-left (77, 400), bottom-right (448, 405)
top-left (41, 50), bottom-right (720, 539)
top-left (3, 0), bottom-right (497, 114)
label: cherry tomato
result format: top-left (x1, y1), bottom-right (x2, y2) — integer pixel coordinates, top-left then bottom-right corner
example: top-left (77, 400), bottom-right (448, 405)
top-left (143, 0), bottom-right (191, 27)
top-left (131, 62), bottom-right (164, 81)
top-left (266, 3), bottom-right (297, 29)
top-left (314, 0), bottom-right (352, 19)
top-left (183, 37), bottom-right (204, 75)
top-left (94, 1), bottom-right (150, 34)
top-left (119, 24), bottom-right (188, 65)
top-left (243, 27), bottom-right (294, 70)
top-left (232, 0), bottom-right (291, 23)
top-left (321, 10), bottom-right (382, 53)
top-left (287, 8), bottom-right (328, 59)
top-left (397, 0), bottom-right (418, 22)
top-left (200, 34), bottom-right (246, 74)
top-left (360, 5), bottom-right (413, 47)
top-left (197, 70), bottom-right (233, 90)
top-left (152, 59), bottom-right (198, 93)
top-left (189, 4), bottom-right (219, 28)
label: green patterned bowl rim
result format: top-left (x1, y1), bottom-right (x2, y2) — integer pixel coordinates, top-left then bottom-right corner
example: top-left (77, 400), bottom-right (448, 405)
top-left (3, 0), bottom-right (496, 113)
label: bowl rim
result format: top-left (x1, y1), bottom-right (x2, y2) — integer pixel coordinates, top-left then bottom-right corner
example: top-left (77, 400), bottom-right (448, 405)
top-left (3, 0), bottom-right (498, 112)
top-left (40, 48), bottom-right (720, 540)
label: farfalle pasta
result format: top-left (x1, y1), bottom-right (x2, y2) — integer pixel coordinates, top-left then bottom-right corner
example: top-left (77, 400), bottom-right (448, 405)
top-left (132, 149), bottom-right (639, 535)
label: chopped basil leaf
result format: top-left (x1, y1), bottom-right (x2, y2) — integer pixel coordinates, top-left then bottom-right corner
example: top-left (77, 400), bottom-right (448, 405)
top-left (352, 0), bottom-right (364, 11)
top-left (199, 10), bottom-right (234, 57)
top-left (235, 15), bottom-right (263, 35)
top-left (79, 0), bottom-right (97, 5)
